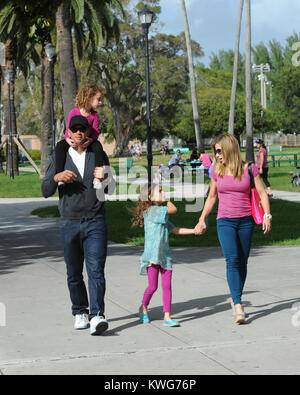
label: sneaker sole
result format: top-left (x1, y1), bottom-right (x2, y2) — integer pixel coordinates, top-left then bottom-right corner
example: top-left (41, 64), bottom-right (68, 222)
top-left (90, 321), bottom-right (108, 336)
top-left (163, 323), bottom-right (180, 327)
top-left (74, 325), bottom-right (90, 330)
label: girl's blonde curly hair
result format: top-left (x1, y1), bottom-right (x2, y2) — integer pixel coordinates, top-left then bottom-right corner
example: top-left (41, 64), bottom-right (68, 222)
top-left (75, 84), bottom-right (104, 112)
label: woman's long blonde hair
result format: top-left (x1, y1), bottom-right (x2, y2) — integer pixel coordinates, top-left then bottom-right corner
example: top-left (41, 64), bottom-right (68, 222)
top-left (212, 133), bottom-right (246, 181)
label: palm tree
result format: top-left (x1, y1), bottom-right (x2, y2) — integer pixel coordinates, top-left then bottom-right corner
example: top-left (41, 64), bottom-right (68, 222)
top-left (56, 2), bottom-right (78, 123)
top-left (180, 0), bottom-right (203, 151)
top-left (56, 0), bottom-right (124, 122)
top-left (0, 1), bottom-right (62, 178)
top-left (245, 0), bottom-right (254, 162)
top-left (228, 0), bottom-right (244, 136)
top-left (0, 0), bottom-right (123, 175)
top-left (0, 41), bottom-right (19, 176)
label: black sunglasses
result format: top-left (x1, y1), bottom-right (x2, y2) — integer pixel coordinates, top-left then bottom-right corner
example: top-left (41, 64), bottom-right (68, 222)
top-left (214, 148), bottom-right (222, 155)
top-left (70, 126), bottom-right (88, 133)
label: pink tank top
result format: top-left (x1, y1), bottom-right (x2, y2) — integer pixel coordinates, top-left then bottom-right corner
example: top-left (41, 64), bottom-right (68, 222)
top-left (211, 164), bottom-right (259, 219)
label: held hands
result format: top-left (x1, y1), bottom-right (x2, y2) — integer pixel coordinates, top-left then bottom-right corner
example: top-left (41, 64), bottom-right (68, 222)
top-left (194, 220), bottom-right (207, 235)
top-left (81, 137), bottom-right (93, 150)
top-left (66, 136), bottom-right (93, 149)
top-left (66, 137), bottom-right (77, 148)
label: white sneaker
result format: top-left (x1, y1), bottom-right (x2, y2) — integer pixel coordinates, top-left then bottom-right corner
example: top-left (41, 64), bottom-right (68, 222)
top-left (93, 178), bottom-right (103, 190)
top-left (90, 315), bottom-right (108, 336)
top-left (74, 314), bottom-right (90, 330)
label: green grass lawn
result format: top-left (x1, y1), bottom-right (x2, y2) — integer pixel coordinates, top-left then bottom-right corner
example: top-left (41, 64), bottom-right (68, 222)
top-left (1, 163), bottom-right (298, 198)
top-left (0, 171), bottom-right (47, 198)
top-left (31, 198), bottom-right (300, 247)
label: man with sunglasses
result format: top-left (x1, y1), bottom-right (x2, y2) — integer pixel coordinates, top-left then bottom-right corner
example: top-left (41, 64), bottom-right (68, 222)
top-left (42, 115), bottom-right (113, 336)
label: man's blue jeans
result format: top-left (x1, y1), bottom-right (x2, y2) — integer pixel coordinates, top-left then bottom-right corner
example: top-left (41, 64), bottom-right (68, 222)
top-left (60, 216), bottom-right (107, 319)
top-left (217, 216), bottom-right (254, 305)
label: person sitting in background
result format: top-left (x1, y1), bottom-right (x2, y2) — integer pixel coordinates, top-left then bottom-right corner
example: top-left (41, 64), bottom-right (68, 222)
top-left (189, 149), bottom-right (199, 162)
top-left (168, 150), bottom-right (181, 168)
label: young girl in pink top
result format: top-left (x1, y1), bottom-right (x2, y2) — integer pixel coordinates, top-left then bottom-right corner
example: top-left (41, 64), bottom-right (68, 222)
top-left (55, 85), bottom-right (105, 188)
top-left (195, 134), bottom-right (271, 324)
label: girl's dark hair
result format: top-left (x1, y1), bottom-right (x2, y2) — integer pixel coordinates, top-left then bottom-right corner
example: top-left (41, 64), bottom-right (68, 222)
top-left (256, 139), bottom-right (266, 149)
top-left (131, 184), bottom-right (164, 228)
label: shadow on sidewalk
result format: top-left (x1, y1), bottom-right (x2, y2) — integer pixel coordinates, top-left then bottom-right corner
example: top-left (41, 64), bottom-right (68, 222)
top-left (104, 293), bottom-right (300, 335)
top-left (0, 226), bottom-right (62, 275)
top-left (103, 292), bottom-right (257, 335)
top-left (246, 297), bottom-right (300, 324)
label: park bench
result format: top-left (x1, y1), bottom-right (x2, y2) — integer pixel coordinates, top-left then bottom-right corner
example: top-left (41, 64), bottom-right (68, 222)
top-left (267, 145), bottom-right (282, 152)
top-left (268, 152), bottom-right (300, 167)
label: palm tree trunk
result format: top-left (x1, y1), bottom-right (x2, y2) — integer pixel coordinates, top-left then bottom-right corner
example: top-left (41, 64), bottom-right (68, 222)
top-left (3, 41), bottom-right (19, 176)
top-left (40, 48), bottom-right (54, 179)
top-left (245, 0), bottom-right (254, 162)
top-left (180, 0), bottom-right (203, 151)
top-left (56, 2), bottom-right (78, 123)
top-left (228, 0), bottom-right (244, 136)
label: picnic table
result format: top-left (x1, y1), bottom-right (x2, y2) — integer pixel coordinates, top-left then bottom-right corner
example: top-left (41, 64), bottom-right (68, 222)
top-left (178, 161), bottom-right (210, 175)
top-left (268, 153), bottom-right (300, 167)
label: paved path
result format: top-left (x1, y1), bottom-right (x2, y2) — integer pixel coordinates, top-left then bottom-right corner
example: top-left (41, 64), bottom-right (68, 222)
top-left (1, 196), bottom-right (300, 375)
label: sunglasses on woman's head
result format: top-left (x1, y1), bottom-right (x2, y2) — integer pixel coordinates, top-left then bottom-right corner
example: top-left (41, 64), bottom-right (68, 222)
top-left (70, 126), bottom-right (88, 133)
top-left (214, 148), bottom-right (222, 155)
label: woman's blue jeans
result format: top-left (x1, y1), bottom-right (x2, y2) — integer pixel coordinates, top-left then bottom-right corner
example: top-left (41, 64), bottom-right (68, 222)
top-left (217, 216), bottom-right (254, 305)
top-left (60, 216), bottom-right (107, 319)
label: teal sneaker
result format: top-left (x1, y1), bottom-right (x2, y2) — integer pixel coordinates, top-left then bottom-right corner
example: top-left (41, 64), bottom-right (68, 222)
top-left (139, 307), bottom-right (150, 323)
top-left (163, 319), bottom-right (180, 327)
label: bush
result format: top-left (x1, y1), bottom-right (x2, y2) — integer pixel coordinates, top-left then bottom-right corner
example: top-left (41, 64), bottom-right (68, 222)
top-left (27, 150), bottom-right (41, 161)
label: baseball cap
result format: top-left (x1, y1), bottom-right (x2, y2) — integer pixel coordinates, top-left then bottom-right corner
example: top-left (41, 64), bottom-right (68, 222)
top-left (254, 138), bottom-right (263, 144)
top-left (69, 115), bottom-right (89, 131)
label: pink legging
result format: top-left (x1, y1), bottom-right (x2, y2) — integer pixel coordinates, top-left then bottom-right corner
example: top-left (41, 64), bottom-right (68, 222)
top-left (142, 264), bottom-right (172, 313)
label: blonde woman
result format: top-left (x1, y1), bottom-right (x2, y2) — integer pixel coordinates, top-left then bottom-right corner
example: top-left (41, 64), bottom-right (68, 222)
top-left (195, 134), bottom-right (271, 324)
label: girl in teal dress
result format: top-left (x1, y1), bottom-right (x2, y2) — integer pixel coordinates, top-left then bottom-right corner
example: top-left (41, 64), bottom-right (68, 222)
top-left (132, 184), bottom-right (195, 327)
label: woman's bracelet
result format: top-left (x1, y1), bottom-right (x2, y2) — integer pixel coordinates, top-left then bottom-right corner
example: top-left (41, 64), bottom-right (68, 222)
top-left (263, 213), bottom-right (272, 220)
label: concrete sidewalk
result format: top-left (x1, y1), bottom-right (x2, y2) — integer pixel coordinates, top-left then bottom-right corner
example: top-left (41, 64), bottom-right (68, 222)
top-left (1, 198), bottom-right (300, 375)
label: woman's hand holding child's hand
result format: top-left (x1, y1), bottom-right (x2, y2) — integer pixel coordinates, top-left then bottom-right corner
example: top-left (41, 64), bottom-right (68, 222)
top-left (194, 220), bottom-right (207, 235)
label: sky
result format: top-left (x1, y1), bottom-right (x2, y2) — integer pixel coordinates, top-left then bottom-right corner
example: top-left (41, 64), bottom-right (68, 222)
top-left (141, 0), bottom-right (300, 66)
